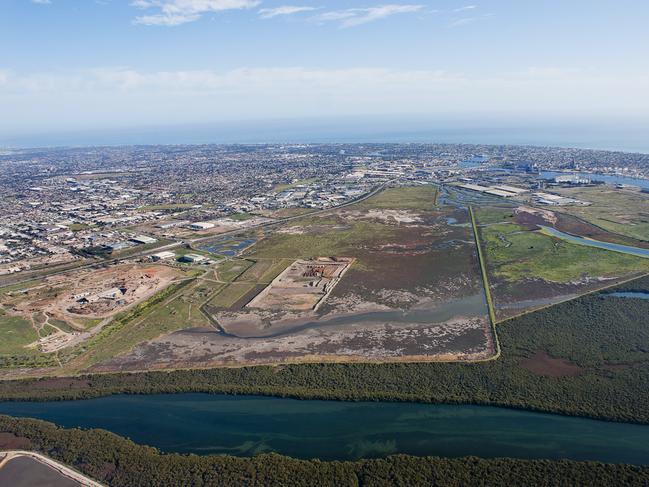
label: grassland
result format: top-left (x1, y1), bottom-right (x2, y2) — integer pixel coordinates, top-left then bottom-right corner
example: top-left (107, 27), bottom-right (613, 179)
top-left (553, 186), bottom-right (649, 242)
top-left (137, 203), bottom-right (194, 212)
top-left (204, 257), bottom-right (293, 311)
top-left (477, 211), bottom-right (649, 283)
top-left (0, 280), bottom-right (49, 362)
top-left (208, 282), bottom-right (257, 308)
top-left (242, 184), bottom-right (479, 310)
top-left (237, 258), bottom-right (293, 283)
top-left (272, 177), bottom-right (318, 193)
top-left (353, 184), bottom-right (437, 211)
top-left (248, 220), bottom-right (397, 261)
top-left (266, 208), bottom-right (315, 218)
top-left (228, 212), bottom-right (255, 221)
top-left (216, 259), bottom-right (255, 282)
top-left (67, 223), bottom-right (95, 231)
top-left (0, 316), bottom-right (38, 355)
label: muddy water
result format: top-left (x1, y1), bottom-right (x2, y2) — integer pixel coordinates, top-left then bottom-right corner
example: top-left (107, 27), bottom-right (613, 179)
top-left (216, 292), bottom-right (488, 339)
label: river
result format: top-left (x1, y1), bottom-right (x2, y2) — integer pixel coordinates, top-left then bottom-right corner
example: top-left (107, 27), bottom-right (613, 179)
top-left (539, 226), bottom-right (649, 258)
top-left (1, 394), bottom-right (648, 464)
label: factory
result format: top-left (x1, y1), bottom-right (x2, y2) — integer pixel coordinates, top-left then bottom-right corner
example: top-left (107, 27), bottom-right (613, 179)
top-left (151, 250), bottom-right (176, 261)
top-left (179, 253), bottom-right (208, 263)
top-left (130, 235), bottom-right (158, 245)
top-left (455, 183), bottom-right (529, 198)
top-left (187, 222), bottom-right (215, 231)
top-left (532, 192), bottom-right (589, 206)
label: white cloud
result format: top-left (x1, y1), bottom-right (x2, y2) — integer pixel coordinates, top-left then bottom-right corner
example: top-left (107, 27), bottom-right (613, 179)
top-left (452, 5), bottom-right (476, 13)
top-left (31, 0), bottom-right (52, 4)
top-left (258, 6), bottom-right (317, 19)
top-left (2, 66), bottom-right (648, 132)
top-left (313, 5), bottom-right (425, 28)
top-left (449, 17), bottom-right (475, 27)
top-left (131, 0), bottom-right (261, 26)
top-left (449, 12), bottom-right (493, 27)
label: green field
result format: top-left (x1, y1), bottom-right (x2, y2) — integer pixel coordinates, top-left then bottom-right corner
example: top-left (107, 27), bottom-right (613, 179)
top-left (228, 212), bottom-right (255, 221)
top-left (137, 203), bottom-right (195, 212)
top-left (553, 186), bottom-right (649, 242)
top-left (237, 258), bottom-right (292, 283)
top-left (67, 223), bottom-right (95, 231)
top-left (474, 207), bottom-right (516, 225)
top-left (272, 177), bottom-right (318, 193)
top-left (248, 220), bottom-right (396, 261)
top-left (478, 212), bottom-right (649, 283)
top-left (208, 282), bottom-right (256, 308)
top-left (0, 315), bottom-right (38, 355)
top-left (216, 259), bottom-right (255, 282)
top-left (354, 184), bottom-right (437, 211)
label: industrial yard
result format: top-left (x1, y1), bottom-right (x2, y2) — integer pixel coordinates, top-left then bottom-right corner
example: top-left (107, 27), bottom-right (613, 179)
top-left (0, 264), bottom-right (182, 356)
top-left (246, 257), bottom-right (354, 311)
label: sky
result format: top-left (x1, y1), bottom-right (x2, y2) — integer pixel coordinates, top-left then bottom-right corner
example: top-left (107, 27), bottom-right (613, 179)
top-left (1, 0), bottom-right (649, 141)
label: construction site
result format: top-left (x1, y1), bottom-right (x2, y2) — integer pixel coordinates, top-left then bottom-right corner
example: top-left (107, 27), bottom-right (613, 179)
top-left (247, 257), bottom-right (355, 311)
top-left (1, 263), bottom-right (180, 353)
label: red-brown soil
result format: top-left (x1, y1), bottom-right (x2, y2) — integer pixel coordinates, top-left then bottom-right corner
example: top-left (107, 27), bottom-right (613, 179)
top-left (520, 351), bottom-right (584, 377)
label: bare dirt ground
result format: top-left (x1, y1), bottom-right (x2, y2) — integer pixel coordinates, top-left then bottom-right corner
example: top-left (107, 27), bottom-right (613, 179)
top-left (90, 315), bottom-right (493, 372)
top-left (338, 209), bottom-right (424, 225)
top-left (3, 263), bottom-right (180, 353)
top-left (246, 257), bottom-right (354, 311)
top-left (59, 264), bottom-right (178, 318)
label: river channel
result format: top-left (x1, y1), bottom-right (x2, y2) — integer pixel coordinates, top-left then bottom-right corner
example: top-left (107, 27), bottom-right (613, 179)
top-left (1, 394), bottom-right (648, 464)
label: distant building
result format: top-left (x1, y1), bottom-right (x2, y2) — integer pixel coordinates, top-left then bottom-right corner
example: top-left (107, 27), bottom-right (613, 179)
top-left (130, 235), bottom-right (157, 245)
top-left (155, 220), bottom-right (190, 229)
top-left (104, 241), bottom-right (131, 252)
top-left (555, 174), bottom-right (591, 185)
top-left (151, 250), bottom-right (175, 261)
top-left (492, 185), bottom-right (529, 195)
top-left (179, 253), bottom-right (207, 263)
top-left (188, 222), bottom-right (215, 231)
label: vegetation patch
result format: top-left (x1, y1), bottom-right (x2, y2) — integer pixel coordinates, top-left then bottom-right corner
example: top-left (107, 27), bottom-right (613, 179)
top-left (354, 185), bottom-right (437, 211)
top-left (209, 282), bottom-right (257, 309)
top-left (482, 226), bottom-right (649, 283)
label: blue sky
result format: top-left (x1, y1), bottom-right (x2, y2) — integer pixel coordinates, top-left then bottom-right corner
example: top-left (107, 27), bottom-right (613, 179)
top-left (1, 0), bottom-right (648, 135)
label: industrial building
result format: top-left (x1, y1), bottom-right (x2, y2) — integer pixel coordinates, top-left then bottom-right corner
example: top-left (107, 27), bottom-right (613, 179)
top-left (130, 235), bottom-right (157, 245)
top-left (179, 253), bottom-right (208, 263)
top-left (188, 222), bottom-right (215, 231)
top-left (151, 251), bottom-right (176, 261)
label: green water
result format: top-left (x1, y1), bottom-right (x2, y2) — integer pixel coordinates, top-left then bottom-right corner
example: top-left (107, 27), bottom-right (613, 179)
top-left (1, 394), bottom-right (648, 464)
